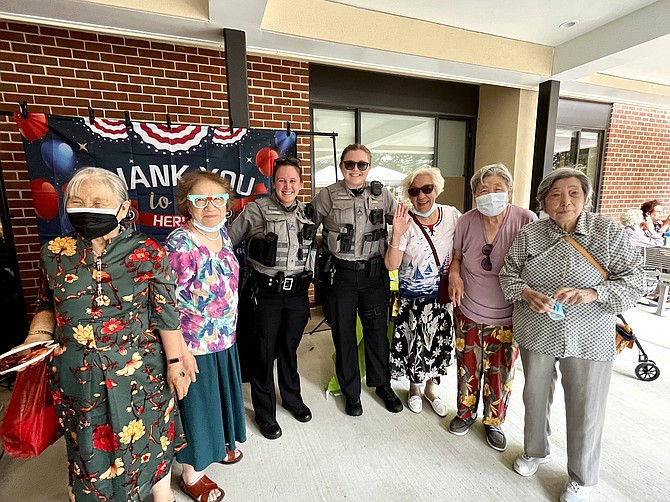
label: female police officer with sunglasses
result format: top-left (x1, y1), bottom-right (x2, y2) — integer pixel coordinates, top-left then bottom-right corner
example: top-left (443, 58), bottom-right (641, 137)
top-left (228, 157), bottom-right (316, 440)
top-left (312, 143), bottom-right (402, 416)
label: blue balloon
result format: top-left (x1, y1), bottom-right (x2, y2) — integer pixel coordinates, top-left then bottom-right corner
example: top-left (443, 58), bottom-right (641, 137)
top-left (274, 130), bottom-right (296, 153)
top-left (41, 140), bottom-right (75, 178)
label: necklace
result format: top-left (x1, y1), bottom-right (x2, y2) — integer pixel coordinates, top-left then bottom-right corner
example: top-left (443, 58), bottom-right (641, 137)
top-left (193, 225), bottom-right (221, 242)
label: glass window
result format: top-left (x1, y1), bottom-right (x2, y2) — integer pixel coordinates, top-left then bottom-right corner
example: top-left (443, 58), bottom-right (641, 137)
top-left (436, 119), bottom-right (468, 212)
top-left (312, 109), bottom-right (355, 188)
top-left (552, 128), bottom-right (603, 205)
top-left (361, 111), bottom-right (435, 198)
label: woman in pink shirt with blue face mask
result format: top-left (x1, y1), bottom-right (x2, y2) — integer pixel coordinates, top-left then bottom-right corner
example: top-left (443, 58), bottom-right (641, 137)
top-left (447, 163), bottom-right (537, 452)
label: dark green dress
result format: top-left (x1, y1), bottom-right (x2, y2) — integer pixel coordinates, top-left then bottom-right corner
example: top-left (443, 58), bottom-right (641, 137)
top-left (37, 228), bottom-right (186, 501)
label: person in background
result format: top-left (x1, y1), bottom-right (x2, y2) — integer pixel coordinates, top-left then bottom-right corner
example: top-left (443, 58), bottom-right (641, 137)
top-left (165, 171), bottom-right (246, 502)
top-left (447, 163), bottom-right (536, 451)
top-left (500, 167), bottom-right (644, 502)
top-left (620, 209), bottom-right (663, 247)
top-left (640, 199), bottom-right (670, 236)
top-left (25, 167), bottom-right (195, 502)
top-left (228, 157), bottom-right (316, 440)
top-left (312, 144), bottom-right (402, 416)
top-left (384, 166), bottom-right (460, 416)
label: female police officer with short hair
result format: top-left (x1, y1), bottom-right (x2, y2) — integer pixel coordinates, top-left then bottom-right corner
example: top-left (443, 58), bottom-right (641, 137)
top-left (228, 157), bottom-right (316, 440)
top-left (312, 144), bottom-right (402, 416)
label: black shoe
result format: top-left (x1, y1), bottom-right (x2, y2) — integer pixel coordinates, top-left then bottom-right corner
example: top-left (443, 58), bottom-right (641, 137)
top-left (345, 396), bottom-right (363, 416)
top-left (284, 404), bottom-right (312, 423)
top-left (375, 384), bottom-right (402, 413)
top-left (256, 419), bottom-right (282, 440)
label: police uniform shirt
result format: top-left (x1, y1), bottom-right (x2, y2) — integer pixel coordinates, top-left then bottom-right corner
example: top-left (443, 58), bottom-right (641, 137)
top-left (228, 194), bottom-right (315, 277)
top-left (312, 180), bottom-right (397, 262)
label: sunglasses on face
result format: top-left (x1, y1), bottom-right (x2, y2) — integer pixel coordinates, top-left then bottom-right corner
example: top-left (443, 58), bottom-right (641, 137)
top-left (274, 156), bottom-right (301, 167)
top-left (481, 243), bottom-right (493, 271)
top-left (342, 160), bottom-right (370, 171)
top-left (187, 193), bottom-right (230, 208)
top-left (407, 184), bottom-right (435, 197)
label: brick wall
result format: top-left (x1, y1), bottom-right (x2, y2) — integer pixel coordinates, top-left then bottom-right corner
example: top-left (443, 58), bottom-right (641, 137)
top-left (599, 103), bottom-right (670, 221)
top-left (0, 21), bottom-right (311, 313)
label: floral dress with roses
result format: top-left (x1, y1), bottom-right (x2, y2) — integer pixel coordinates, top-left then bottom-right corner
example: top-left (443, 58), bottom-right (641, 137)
top-left (36, 227), bottom-right (186, 502)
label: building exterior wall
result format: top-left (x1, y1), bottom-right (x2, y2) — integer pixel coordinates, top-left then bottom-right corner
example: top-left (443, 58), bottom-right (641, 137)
top-left (599, 103), bottom-right (670, 220)
top-left (0, 21), bottom-right (310, 311)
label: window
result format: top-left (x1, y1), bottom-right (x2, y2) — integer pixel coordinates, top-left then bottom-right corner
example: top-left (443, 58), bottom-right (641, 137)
top-left (553, 127), bottom-right (605, 207)
top-left (312, 107), bottom-right (470, 206)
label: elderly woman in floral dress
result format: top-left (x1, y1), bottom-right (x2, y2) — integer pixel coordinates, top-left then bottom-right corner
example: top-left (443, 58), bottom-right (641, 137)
top-left (165, 171), bottom-right (247, 502)
top-left (24, 167), bottom-right (195, 501)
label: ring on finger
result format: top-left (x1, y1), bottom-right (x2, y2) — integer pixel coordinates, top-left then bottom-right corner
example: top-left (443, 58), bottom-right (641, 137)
top-left (178, 371), bottom-right (186, 378)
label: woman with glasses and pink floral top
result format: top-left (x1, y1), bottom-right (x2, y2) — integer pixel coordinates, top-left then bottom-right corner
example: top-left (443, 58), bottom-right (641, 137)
top-left (447, 163), bottom-right (536, 452)
top-left (165, 171), bottom-right (246, 502)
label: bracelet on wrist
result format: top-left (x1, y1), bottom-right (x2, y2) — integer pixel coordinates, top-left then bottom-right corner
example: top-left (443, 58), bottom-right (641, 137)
top-left (388, 243), bottom-right (399, 249)
top-left (28, 329), bottom-right (53, 337)
top-left (167, 356), bottom-right (183, 365)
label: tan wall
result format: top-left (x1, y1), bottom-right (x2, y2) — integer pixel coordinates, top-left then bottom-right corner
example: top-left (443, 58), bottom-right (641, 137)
top-left (474, 85), bottom-right (537, 208)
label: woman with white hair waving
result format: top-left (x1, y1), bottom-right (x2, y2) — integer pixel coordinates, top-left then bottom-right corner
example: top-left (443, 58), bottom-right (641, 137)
top-left (385, 166), bottom-right (460, 416)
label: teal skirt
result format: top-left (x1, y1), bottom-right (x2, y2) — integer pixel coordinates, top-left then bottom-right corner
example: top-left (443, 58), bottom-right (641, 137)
top-left (176, 344), bottom-right (247, 471)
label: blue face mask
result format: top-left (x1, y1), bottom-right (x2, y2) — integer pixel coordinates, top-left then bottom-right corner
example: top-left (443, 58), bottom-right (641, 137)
top-left (192, 217), bottom-right (226, 233)
top-left (476, 192), bottom-right (508, 217)
top-left (411, 204), bottom-right (438, 218)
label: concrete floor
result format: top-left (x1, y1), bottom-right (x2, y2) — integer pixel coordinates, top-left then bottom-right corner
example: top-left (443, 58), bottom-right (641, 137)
top-left (0, 303), bottom-right (668, 502)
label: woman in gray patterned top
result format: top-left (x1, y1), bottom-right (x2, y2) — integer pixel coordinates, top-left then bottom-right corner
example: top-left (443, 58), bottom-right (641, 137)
top-left (499, 167), bottom-right (644, 502)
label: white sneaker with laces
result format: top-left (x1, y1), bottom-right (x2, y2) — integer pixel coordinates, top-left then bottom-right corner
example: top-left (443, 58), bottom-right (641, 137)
top-left (560, 480), bottom-right (594, 502)
top-left (513, 453), bottom-right (552, 476)
top-left (407, 395), bottom-right (423, 413)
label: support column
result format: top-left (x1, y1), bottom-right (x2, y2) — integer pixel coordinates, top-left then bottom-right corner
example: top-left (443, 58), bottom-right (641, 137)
top-left (529, 80), bottom-right (560, 210)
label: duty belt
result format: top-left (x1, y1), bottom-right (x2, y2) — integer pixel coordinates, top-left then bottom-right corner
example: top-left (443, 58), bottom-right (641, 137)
top-left (334, 256), bottom-right (383, 272)
top-left (252, 271), bottom-right (312, 294)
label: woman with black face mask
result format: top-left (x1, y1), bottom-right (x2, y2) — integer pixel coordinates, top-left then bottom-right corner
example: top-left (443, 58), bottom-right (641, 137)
top-left (22, 167), bottom-right (197, 502)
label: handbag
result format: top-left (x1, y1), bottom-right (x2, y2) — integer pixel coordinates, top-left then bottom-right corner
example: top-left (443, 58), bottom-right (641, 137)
top-left (409, 212), bottom-right (451, 304)
top-left (0, 357), bottom-right (61, 458)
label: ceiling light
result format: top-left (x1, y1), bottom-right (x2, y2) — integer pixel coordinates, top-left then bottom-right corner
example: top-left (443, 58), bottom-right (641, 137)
top-left (559, 21), bottom-right (577, 29)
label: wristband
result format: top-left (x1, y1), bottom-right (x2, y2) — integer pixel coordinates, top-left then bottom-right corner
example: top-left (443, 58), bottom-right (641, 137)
top-left (29, 329), bottom-right (53, 337)
top-left (388, 243), bottom-right (399, 249)
top-left (167, 356), bottom-right (183, 365)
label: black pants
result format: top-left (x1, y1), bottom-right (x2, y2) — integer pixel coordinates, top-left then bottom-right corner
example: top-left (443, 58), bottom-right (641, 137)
top-left (328, 265), bottom-right (390, 398)
top-left (248, 288), bottom-right (310, 424)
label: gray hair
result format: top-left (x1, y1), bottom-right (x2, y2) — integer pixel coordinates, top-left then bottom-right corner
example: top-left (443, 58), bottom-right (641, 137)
top-left (64, 167), bottom-right (129, 206)
top-left (470, 163), bottom-right (513, 194)
top-left (620, 208), bottom-right (643, 227)
top-left (401, 165), bottom-right (445, 197)
top-left (536, 167), bottom-right (592, 211)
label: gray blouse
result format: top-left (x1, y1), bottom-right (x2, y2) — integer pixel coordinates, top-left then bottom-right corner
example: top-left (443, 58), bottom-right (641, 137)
top-left (499, 212), bottom-right (645, 361)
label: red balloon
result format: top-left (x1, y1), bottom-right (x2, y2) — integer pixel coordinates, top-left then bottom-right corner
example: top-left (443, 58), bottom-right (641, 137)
top-left (255, 147), bottom-right (278, 177)
top-left (30, 179), bottom-right (60, 221)
top-left (253, 182), bottom-right (269, 195)
top-left (15, 113), bottom-right (48, 142)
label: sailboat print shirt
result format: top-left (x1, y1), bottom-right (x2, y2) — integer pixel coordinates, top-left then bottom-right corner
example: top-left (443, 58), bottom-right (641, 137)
top-left (396, 205), bottom-right (461, 299)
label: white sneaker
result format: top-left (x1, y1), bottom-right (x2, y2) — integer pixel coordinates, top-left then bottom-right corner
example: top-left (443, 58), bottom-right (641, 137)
top-left (513, 453), bottom-right (552, 476)
top-left (560, 480), bottom-right (594, 502)
top-left (426, 396), bottom-right (447, 417)
top-left (407, 395), bottom-right (423, 413)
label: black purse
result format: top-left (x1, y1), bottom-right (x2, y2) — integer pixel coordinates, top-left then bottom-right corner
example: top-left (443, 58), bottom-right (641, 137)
top-left (409, 212), bottom-right (451, 305)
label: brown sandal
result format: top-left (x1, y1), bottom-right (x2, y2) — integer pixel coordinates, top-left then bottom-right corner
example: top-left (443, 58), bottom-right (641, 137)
top-left (179, 475), bottom-right (225, 502)
top-left (218, 447), bottom-right (243, 465)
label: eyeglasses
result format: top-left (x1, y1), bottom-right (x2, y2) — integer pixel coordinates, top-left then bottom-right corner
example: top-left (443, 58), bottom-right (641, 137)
top-left (407, 184), bottom-right (435, 197)
top-left (187, 193), bottom-right (230, 208)
top-left (274, 156), bottom-right (301, 167)
top-left (481, 243), bottom-right (493, 271)
top-left (342, 160), bottom-right (370, 171)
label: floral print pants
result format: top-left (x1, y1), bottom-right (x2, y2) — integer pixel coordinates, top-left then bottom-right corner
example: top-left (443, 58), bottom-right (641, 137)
top-left (454, 308), bottom-right (519, 426)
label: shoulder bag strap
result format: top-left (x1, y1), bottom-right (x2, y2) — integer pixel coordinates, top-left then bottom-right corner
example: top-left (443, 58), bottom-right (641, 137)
top-left (409, 212), bottom-right (441, 269)
top-left (564, 235), bottom-right (608, 280)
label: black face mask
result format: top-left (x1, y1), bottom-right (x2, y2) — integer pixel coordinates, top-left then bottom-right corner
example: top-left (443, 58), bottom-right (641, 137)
top-left (66, 207), bottom-right (121, 240)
